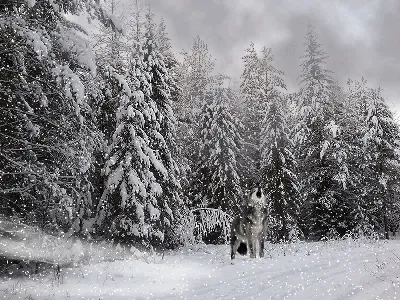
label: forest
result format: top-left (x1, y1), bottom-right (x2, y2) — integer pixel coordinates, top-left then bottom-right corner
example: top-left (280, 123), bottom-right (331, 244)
top-left (1, 0), bottom-right (399, 256)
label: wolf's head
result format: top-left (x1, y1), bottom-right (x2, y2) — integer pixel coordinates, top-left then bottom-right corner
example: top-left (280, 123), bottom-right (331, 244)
top-left (249, 187), bottom-right (266, 206)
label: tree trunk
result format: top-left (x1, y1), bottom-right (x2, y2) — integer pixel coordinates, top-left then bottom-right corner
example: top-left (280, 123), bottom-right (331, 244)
top-left (383, 198), bottom-right (390, 240)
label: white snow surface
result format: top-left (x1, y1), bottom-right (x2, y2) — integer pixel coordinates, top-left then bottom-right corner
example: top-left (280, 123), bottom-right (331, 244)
top-left (1, 238), bottom-right (400, 299)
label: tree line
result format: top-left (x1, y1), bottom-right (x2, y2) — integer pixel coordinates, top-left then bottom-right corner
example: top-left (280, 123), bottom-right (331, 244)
top-left (1, 0), bottom-right (399, 250)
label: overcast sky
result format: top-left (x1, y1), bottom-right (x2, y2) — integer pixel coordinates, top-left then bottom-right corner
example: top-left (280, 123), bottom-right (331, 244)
top-left (114, 0), bottom-right (400, 115)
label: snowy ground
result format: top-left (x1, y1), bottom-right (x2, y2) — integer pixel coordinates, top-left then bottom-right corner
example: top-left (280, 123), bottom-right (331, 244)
top-left (1, 237), bottom-right (400, 300)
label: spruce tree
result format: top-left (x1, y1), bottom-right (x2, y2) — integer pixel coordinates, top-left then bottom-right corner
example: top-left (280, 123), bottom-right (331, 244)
top-left (240, 42), bottom-right (264, 185)
top-left (192, 80), bottom-right (243, 218)
top-left (88, 1), bottom-right (129, 202)
top-left (342, 78), bottom-right (400, 238)
top-left (261, 93), bottom-right (300, 242)
top-left (174, 36), bottom-right (215, 209)
top-left (143, 6), bottom-right (183, 246)
top-left (240, 43), bottom-right (286, 186)
top-left (95, 5), bottom-right (183, 248)
top-left (175, 36), bottom-right (215, 140)
top-left (361, 87), bottom-right (400, 239)
top-left (294, 25), bottom-right (352, 239)
top-left (342, 78), bottom-right (374, 235)
top-left (0, 0), bottom-right (116, 234)
top-left (100, 79), bottom-right (170, 246)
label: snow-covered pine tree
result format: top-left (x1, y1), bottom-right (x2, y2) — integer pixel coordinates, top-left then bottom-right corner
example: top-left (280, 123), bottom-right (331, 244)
top-left (340, 78), bottom-right (374, 235)
top-left (87, 58), bottom-right (143, 242)
top-left (0, 0), bottom-right (117, 234)
top-left (341, 79), bottom-right (400, 238)
top-left (240, 42), bottom-right (263, 185)
top-left (192, 77), bottom-right (243, 242)
top-left (174, 36), bottom-right (215, 164)
top-left (156, 17), bottom-right (177, 78)
top-left (98, 72), bottom-right (171, 246)
top-left (294, 25), bottom-right (354, 239)
top-left (127, 0), bottom-right (149, 97)
top-left (155, 16), bottom-right (181, 118)
top-left (260, 87), bottom-right (300, 242)
top-left (126, 0), bottom-right (146, 53)
top-left (178, 36), bottom-right (216, 117)
top-left (88, 0), bottom-right (129, 178)
top-left (143, 6), bottom-right (183, 247)
top-left (361, 86), bottom-right (400, 239)
top-left (154, 16), bottom-right (183, 173)
top-left (328, 83), bottom-right (362, 234)
top-left (65, 0), bottom-right (134, 239)
top-left (240, 43), bottom-right (286, 186)
top-left (312, 117), bottom-right (356, 239)
top-left (173, 36), bottom-right (215, 210)
top-left (241, 42), bottom-right (262, 111)
top-left (85, 0), bottom-right (130, 216)
top-left (92, 0), bottom-right (128, 69)
top-left (94, 4), bottom-right (183, 248)
top-left (294, 25), bottom-right (334, 148)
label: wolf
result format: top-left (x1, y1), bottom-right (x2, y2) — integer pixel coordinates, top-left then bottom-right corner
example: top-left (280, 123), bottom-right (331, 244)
top-left (230, 187), bottom-right (268, 259)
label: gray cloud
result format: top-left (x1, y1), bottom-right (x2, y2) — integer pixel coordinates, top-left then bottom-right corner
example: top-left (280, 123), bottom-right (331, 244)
top-left (120, 0), bottom-right (400, 113)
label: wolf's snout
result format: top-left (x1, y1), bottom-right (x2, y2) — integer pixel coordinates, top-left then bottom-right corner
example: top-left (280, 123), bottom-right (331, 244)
top-left (256, 187), bottom-right (262, 198)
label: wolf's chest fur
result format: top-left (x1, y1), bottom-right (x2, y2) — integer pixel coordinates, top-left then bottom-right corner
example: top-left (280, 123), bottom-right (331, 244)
top-left (233, 204), bottom-right (265, 239)
top-left (243, 205), bottom-right (265, 233)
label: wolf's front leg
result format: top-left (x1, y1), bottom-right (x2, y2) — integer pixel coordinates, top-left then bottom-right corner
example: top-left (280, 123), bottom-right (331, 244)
top-left (230, 235), bottom-right (240, 259)
top-left (259, 235), bottom-right (265, 258)
top-left (249, 238), bottom-right (256, 258)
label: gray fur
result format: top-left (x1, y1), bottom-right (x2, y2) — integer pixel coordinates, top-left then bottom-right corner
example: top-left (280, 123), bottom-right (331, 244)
top-left (230, 187), bottom-right (269, 259)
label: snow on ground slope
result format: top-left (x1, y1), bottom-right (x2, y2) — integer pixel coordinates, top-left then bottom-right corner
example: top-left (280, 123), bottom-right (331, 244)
top-left (1, 238), bottom-right (400, 299)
